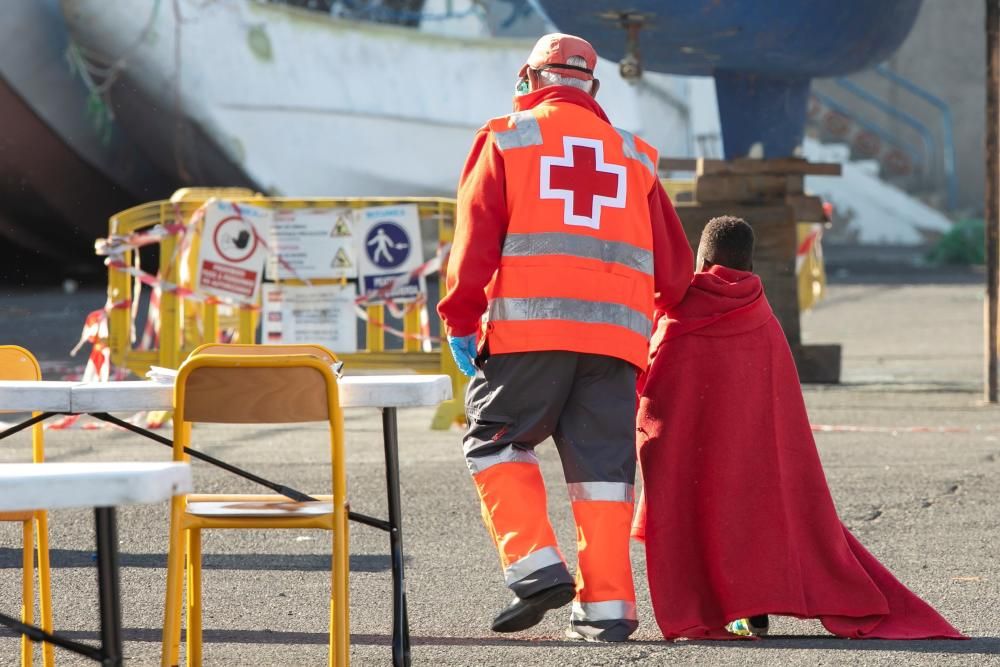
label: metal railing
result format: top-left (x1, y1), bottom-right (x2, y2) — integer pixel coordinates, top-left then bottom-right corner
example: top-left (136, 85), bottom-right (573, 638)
top-left (810, 66), bottom-right (958, 211)
top-left (833, 77), bottom-right (937, 171)
top-left (874, 64), bottom-right (959, 210)
top-left (810, 89), bottom-right (925, 170)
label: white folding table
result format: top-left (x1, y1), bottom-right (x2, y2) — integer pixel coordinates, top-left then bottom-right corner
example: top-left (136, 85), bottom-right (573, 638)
top-left (0, 375), bottom-right (451, 667)
top-left (0, 462), bottom-right (192, 666)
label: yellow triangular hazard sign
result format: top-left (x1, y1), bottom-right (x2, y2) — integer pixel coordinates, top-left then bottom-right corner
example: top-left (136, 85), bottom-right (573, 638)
top-left (331, 214), bottom-right (352, 237)
top-left (332, 247), bottom-right (353, 269)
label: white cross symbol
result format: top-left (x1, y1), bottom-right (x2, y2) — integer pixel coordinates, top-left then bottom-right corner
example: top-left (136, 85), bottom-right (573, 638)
top-left (540, 136), bottom-right (627, 230)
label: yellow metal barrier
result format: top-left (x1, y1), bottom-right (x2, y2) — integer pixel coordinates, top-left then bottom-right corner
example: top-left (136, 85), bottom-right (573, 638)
top-left (105, 189), bottom-right (468, 429)
top-left (660, 178), bottom-right (697, 204)
top-left (797, 223), bottom-right (827, 312)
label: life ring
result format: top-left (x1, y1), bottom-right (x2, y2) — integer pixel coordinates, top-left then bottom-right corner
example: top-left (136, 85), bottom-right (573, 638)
top-left (883, 149), bottom-right (913, 176)
top-left (851, 131), bottom-right (881, 158)
top-left (823, 111), bottom-right (851, 139)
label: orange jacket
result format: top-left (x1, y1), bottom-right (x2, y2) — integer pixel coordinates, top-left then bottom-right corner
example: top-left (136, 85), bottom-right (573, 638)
top-left (438, 86), bottom-right (693, 369)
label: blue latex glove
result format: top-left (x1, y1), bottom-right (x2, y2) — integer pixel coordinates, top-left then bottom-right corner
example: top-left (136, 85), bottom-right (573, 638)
top-left (448, 334), bottom-right (478, 377)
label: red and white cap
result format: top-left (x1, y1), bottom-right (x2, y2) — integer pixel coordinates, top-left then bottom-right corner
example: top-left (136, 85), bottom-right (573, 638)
top-left (518, 33), bottom-right (597, 81)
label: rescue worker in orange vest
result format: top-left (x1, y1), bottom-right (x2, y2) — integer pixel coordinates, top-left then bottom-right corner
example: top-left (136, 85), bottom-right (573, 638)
top-left (438, 33), bottom-right (693, 642)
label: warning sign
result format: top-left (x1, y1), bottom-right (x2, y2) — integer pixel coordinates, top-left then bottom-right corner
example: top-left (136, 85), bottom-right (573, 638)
top-left (197, 200), bottom-right (270, 303)
top-left (356, 204), bottom-right (423, 304)
top-left (331, 212), bottom-right (353, 237)
top-left (266, 208), bottom-right (357, 280)
top-left (261, 284), bottom-right (358, 353)
top-left (200, 261), bottom-right (258, 298)
top-left (332, 247), bottom-right (353, 270)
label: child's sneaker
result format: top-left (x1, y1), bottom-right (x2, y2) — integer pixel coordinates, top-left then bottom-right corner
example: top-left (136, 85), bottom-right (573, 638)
top-left (725, 615), bottom-right (770, 637)
top-left (724, 618), bottom-right (753, 636)
top-left (748, 614), bottom-right (770, 637)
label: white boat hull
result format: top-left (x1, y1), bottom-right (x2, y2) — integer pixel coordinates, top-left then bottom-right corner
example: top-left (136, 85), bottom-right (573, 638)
top-left (58, 0), bottom-right (688, 196)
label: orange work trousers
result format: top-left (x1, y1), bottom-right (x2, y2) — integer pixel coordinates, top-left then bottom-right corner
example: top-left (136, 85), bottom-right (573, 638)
top-left (464, 350), bottom-right (638, 641)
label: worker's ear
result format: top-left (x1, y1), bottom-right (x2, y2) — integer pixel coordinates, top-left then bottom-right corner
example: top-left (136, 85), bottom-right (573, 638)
top-left (590, 78), bottom-right (600, 98)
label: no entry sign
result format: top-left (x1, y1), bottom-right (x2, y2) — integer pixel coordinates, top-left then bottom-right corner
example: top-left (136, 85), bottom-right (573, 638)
top-left (197, 200), bottom-right (270, 303)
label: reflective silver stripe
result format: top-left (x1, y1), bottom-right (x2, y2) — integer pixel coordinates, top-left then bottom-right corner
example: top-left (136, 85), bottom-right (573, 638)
top-left (567, 481), bottom-right (634, 503)
top-left (504, 546), bottom-right (564, 586)
top-left (503, 233), bottom-right (653, 276)
top-left (467, 445), bottom-right (538, 475)
top-left (571, 600), bottom-right (638, 622)
top-left (494, 111), bottom-right (543, 150)
top-left (615, 128), bottom-right (656, 177)
top-left (488, 297), bottom-right (651, 339)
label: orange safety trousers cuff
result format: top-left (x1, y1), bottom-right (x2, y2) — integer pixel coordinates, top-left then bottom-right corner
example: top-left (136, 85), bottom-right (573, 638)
top-left (569, 491), bottom-right (638, 641)
top-left (472, 460), bottom-right (574, 597)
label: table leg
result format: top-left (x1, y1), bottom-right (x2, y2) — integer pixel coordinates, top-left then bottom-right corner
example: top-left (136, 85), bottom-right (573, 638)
top-left (381, 408), bottom-right (411, 667)
top-left (0, 412), bottom-right (57, 441)
top-left (94, 507), bottom-right (123, 667)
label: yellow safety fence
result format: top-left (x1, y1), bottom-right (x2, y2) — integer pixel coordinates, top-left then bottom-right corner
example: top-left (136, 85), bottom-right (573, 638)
top-left (661, 178), bottom-right (828, 312)
top-left (104, 188), bottom-right (468, 430)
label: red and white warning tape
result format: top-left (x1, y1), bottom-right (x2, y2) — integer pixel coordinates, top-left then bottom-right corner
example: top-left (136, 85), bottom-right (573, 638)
top-left (62, 199), bottom-right (450, 428)
top-left (98, 200), bottom-right (450, 334)
top-left (795, 224), bottom-right (823, 275)
top-left (351, 242), bottom-right (450, 343)
top-left (49, 305), bottom-right (129, 430)
top-left (95, 221), bottom-right (188, 258)
top-left (811, 424), bottom-right (980, 434)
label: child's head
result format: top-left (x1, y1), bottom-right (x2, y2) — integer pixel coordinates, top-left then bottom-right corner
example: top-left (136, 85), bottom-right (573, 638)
top-left (696, 216), bottom-right (755, 272)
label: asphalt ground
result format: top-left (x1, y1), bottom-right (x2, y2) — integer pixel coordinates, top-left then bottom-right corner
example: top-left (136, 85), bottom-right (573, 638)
top-left (0, 270), bottom-right (998, 665)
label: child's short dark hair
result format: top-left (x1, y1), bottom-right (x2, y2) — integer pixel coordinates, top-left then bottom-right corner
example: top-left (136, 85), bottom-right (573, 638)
top-left (698, 216), bottom-right (755, 271)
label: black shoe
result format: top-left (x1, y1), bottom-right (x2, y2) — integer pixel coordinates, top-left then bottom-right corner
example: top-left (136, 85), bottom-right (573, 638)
top-left (748, 615), bottom-right (770, 637)
top-left (565, 626), bottom-right (632, 643)
top-left (491, 583), bottom-right (576, 633)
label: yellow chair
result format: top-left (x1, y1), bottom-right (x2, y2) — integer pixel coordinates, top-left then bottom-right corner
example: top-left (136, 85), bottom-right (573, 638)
top-left (188, 343), bottom-right (338, 366)
top-left (161, 351), bottom-right (349, 667)
top-left (0, 346), bottom-right (54, 667)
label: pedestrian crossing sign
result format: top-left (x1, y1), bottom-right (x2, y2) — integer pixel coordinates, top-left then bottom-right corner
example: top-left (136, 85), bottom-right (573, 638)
top-left (355, 204), bottom-right (423, 304)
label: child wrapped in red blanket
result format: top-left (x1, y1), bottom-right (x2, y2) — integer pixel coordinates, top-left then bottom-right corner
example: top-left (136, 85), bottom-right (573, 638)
top-left (632, 216), bottom-right (964, 641)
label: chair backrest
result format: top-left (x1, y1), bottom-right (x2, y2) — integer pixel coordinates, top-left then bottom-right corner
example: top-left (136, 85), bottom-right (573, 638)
top-left (172, 353), bottom-right (346, 507)
top-left (175, 354), bottom-right (339, 425)
top-left (189, 343), bottom-right (338, 366)
top-left (0, 346), bottom-right (44, 463)
top-left (0, 345), bottom-right (42, 382)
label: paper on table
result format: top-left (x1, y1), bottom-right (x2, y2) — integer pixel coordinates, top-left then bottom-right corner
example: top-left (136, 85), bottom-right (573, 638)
top-left (146, 366), bottom-right (178, 384)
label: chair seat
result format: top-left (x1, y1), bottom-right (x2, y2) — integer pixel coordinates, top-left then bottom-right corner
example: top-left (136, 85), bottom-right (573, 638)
top-left (186, 500), bottom-right (334, 518)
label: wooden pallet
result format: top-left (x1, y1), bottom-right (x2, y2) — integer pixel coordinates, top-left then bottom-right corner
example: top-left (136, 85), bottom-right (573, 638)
top-left (668, 157), bottom-right (842, 383)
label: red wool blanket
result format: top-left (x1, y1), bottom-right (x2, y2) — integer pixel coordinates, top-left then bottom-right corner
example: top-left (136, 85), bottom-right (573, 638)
top-left (633, 265), bottom-right (964, 640)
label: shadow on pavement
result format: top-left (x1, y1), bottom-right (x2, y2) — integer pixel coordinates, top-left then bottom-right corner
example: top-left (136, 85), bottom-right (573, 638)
top-left (0, 548), bottom-right (395, 572)
top-left (684, 634), bottom-right (995, 654)
top-left (7, 628), bottom-right (992, 655)
top-left (394, 635), bottom-right (995, 654)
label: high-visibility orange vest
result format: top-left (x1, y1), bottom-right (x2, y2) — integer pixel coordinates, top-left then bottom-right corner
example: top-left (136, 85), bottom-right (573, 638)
top-left (485, 100), bottom-right (659, 370)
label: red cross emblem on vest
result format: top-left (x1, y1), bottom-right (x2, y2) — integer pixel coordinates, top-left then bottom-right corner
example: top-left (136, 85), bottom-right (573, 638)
top-left (540, 136), bottom-right (627, 230)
